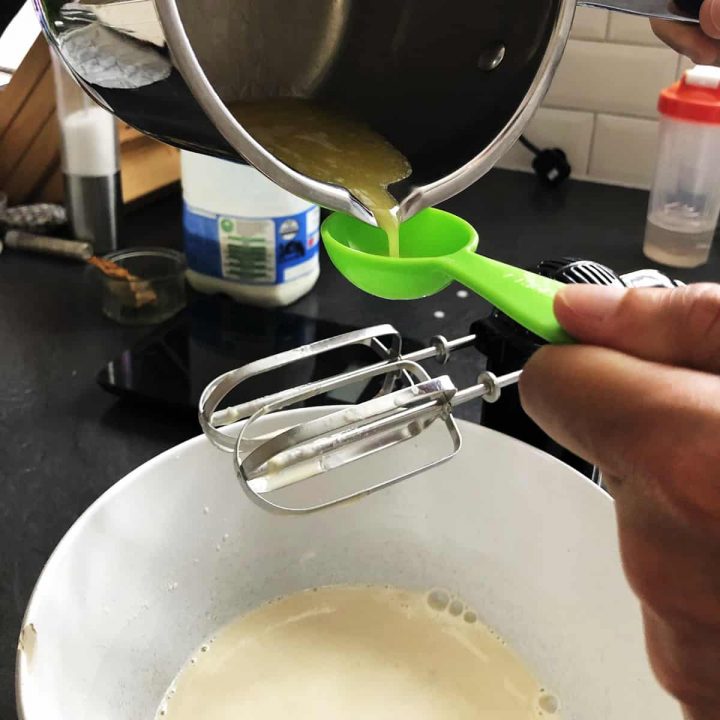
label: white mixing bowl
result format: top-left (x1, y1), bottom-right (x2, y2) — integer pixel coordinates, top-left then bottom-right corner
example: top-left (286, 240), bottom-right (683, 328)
top-left (16, 410), bottom-right (679, 719)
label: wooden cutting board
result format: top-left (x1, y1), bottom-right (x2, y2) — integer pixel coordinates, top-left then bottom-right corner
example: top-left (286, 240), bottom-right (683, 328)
top-left (0, 35), bottom-right (180, 206)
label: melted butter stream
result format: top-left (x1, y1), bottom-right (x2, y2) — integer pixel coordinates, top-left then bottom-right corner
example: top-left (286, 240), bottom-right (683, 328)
top-left (156, 585), bottom-right (561, 719)
top-left (230, 100), bottom-right (411, 257)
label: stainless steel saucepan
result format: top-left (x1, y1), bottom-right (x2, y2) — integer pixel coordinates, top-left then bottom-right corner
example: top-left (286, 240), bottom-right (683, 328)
top-left (35, 0), bottom-right (701, 225)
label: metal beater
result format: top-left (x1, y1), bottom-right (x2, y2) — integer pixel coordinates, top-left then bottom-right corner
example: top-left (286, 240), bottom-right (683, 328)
top-left (199, 324), bottom-right (520, 513)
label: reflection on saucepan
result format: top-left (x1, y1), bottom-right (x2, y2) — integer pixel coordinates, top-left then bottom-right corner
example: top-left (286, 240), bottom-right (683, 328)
top-left (56, 0), bottom-right (169, 89)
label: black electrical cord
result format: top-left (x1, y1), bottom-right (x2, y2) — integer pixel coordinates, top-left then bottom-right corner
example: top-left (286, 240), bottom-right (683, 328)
top-left (518, 134), bottom-right (572, 188)
top-left (518, 135), bottom-right (541, 156)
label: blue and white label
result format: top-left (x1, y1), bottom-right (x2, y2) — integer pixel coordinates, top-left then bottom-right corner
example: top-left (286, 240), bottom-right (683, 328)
top-left (184, 203), bottom-right (320, 285)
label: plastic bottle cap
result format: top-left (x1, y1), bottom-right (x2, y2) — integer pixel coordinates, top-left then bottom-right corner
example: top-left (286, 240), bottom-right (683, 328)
top-left (659, 65), bottom-right (720, 124)
top-left (685, 65), bottom-right (720, 89)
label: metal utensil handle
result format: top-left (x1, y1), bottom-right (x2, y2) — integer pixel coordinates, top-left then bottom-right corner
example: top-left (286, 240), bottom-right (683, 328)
top-left (578, 0), bottom-right (700, 21)
top-left (451, 370), bottom-right (523, 408)
top-left (4, 230), bottom-right (94, 261)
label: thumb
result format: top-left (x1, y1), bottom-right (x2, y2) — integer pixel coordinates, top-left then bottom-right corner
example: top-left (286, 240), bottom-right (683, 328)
top-left (519, 343), bottom-right (720, 511)
top-left (554, 284), bottom-right (720, 373)
top-left (700, 0), bottom-right (720, 39)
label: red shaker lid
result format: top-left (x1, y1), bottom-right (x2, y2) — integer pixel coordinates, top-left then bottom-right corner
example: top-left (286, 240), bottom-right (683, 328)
top-left (659, 66), bottom-right (720, 124)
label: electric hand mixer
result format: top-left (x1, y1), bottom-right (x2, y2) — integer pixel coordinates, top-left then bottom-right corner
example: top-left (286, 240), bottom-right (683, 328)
top-left (200, 323), bottom-right (523, 513)
top-left (197, 203), bottom-right (584, 513)
top-left (199, 253), bottom-right (687, 513)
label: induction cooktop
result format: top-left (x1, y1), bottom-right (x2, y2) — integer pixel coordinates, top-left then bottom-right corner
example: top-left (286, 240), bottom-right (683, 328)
top-left (97, 295), bottom-right (422, 417)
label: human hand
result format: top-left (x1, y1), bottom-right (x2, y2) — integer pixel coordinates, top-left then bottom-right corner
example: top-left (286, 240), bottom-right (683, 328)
top-left (651, 0), bottom-right (720, 65)
top-left (519, 284), bottom-right (720, 720)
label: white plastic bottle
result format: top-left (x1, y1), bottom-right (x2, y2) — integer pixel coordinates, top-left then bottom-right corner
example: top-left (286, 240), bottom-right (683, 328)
top-left (181, 151), bottom-right (320, 306)
top-left (644, 65), bottom-right (720, 268)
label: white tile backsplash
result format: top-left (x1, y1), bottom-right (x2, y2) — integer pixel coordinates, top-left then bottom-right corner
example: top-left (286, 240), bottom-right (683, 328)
top-left (544, 40), bottom-right (677, 118)
top-left (589, 115), bottom-right (659, 188)
top-left (607, 13), bottom-right (664, 46)
top-left (499, 7), bottom-right (689, 190)
top-left (497, 108), bottom-right (595, 177)
top-left (570, 7), bottom-right (609, 41)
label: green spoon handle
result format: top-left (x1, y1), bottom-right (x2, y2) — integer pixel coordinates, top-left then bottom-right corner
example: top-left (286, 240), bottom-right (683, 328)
top-left (440, 252), bottom-right (573, 344)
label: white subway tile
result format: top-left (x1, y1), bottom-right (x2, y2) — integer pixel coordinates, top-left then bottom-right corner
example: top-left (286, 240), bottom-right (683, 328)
top-left (607, 13), bottom-right (664, 46)
top-left (588, 114), bottom-right (659, 189)
top-left (497, 108), bottom-right (594, 177)
top-left (544, 40), bottom-right (678, 118)
top-left (570, 7), bottom-right (609, 41)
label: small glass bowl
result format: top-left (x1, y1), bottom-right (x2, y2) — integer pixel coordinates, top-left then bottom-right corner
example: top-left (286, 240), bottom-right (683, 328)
top-left (98, 247), bottom-right (186, 325)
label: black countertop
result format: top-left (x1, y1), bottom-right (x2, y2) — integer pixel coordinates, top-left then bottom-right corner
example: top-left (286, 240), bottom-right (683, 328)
top-left (1, 169), bottom-right (718, 717)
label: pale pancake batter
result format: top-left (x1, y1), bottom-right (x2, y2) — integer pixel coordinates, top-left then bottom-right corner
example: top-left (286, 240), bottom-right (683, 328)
top-left (157, 585), bottom-right (560, 719)
top-left (231, 100), bottom-right (411, 257)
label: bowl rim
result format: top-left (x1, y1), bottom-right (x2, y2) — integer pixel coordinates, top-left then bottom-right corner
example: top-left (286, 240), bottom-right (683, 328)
top-left (15, 412), bottom-right (608, 720)
top-left (100, 247), bottom-right (187, 282)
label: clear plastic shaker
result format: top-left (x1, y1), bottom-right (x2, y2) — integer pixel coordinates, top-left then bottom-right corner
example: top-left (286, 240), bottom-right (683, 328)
top-left (644, 65), bottom-right (720, 268)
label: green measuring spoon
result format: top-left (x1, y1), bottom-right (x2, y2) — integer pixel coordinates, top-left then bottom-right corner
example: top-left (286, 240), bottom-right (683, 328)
top-left (321, 208), bottom-right (572, 344)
